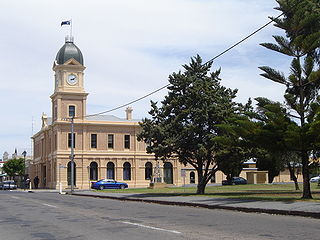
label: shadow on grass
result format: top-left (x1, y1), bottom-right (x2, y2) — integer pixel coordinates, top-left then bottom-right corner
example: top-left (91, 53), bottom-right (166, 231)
top-left (118, 190), bottom-right (320, 202)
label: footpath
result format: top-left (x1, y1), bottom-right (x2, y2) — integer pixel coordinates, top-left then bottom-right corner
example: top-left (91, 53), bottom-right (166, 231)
top-left (69, 190), bottom-right (320, 219)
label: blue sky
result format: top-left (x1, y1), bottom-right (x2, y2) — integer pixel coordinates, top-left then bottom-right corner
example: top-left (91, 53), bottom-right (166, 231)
top-left (0, 0), bottom-right (290, 157)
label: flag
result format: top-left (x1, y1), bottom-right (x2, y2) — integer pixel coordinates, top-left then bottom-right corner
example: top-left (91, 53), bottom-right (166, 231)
top-left (61, 20), bottom-right (71, 26)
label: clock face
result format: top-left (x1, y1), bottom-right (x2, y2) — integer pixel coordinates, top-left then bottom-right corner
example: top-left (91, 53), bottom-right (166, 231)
top-left (67, 74), bottom-right (78, 85)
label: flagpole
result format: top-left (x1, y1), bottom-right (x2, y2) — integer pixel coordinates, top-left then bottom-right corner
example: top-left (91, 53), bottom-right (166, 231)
top-left (70, 19), bottom-right (73, 39)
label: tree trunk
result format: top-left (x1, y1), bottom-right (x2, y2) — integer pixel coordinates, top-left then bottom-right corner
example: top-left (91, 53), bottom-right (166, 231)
top-left (286, 161), bottom-right (299, 190)
top-left (301, 151), bottom-right (312, 199)
top-left (293, 174), bottom-right (300, 191)
top-left (268, 172), bottom-right (275, 183)
top-left (196, 182), bottom-right (206, 194)
top-left (297, 61), bottom-right (312, 198)
top-left (226, 174), bottom-right (232, 185)
top-left (196, 169), bottom-right (206, 194)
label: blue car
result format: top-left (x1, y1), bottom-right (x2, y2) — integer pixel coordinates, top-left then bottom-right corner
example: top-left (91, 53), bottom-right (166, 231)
top-left (91, 179), bottom-right (128, 190)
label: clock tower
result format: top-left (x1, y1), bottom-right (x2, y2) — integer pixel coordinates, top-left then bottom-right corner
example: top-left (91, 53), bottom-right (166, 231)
top-left (51, 36), bottom-right (88, 121)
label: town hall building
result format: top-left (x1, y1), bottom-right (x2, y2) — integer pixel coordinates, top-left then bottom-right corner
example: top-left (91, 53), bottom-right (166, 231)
top-left (31, 36), bottom-right (184, 190)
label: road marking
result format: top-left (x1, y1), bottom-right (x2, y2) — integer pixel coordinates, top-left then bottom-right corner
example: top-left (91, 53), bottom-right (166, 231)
top-left (121, 221), bottom-right (181, 234)
top-left (11, 196), bottom-right (58, 209)
top-left (42, 203), bottom-right (58, 208)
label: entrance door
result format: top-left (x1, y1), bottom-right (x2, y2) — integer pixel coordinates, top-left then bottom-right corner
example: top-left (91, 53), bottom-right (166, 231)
top-left (107, 162), bottom-right (115, 179)
top-left (43, 165), bottom-right (47, 188)
top-left (164, 162), bottom-right (173, 184)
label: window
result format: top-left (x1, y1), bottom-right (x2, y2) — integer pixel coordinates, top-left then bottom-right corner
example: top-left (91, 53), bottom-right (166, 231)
top-left (164, 162), bottom-right (173, 184)
top-left (108, 134), bottom-right (114, 149)
top-left (107, 162), bottom-right (115, 179)
top-left (69, 105), bottom-right (75, 117)
top-left (91, 134), bottom-right (97, 148)
top-left (90, 162), bottom-right (98, 180)
top-left (68, 133), bottom-right (76, 148)
top-left (123, 162), bottom-right (131, 180)
top-left (124, 135), bottom-right (130, 149)
top-left (54, 134), bottom-right (57, 150)
top-left (54, 105), bottom-right (57, 120)
top-left (145, 162), bottom-right (153, 180)
top-left (190, 171), bottom-right (195, 184)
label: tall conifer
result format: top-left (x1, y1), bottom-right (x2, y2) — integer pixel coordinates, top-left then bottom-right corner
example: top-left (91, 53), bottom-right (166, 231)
top-left (259, 0), bottom-right (320, 198)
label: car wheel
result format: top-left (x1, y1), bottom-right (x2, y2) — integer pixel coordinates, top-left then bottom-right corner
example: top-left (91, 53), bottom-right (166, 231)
top-left (99, 185), bottom-right (104, 190)
top-left (120, 185), bottom-right (125, 189)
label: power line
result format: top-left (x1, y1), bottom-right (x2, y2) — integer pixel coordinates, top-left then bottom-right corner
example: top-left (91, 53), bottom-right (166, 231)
top-left (83, 12), bottom-right (284, 119)
top-left (85, 84), bottom-right (170, 117)
top-left (203, 13), bottom-right (284, 65)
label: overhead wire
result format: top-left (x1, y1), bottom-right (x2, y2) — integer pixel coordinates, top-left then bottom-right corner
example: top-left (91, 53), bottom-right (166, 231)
top-left (82, 12), bottom-right (284, 119)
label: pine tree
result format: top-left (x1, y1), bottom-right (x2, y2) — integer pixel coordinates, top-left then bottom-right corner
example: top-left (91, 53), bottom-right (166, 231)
top-left (259, 0), bottom-right (320, 198)
top-left (253, 97), bottom-right (300, 189)
top-left (137, 55), bottom-right (239, 194)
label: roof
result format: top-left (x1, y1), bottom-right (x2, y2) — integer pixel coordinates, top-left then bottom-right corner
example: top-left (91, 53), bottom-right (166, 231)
top-left (43, 115), bottom-right (139, 128)
top-left (86, 115), bottom-right (140, 122)
top-left (244, 159), bottom-right (256, 164)
top-left (56, 40), bottom-right (84, 65)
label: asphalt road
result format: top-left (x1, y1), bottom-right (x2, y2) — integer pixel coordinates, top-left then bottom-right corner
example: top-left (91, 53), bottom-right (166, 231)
top-left (0, 191), bottom-right (319, 240)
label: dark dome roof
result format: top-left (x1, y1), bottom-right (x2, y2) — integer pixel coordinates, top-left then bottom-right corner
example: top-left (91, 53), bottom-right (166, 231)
top-left (55, 40), bottom-right (84, 65)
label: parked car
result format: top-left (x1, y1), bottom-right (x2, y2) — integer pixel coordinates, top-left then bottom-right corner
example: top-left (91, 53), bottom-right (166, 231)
top-left (0, 180), bottom-right (17, 190)
top-left (91, 179), bottom-right (128, 190)
top-left (222, 177), bottom-right (247, 185)
top-left (310, 175), bottom-right (320, 183)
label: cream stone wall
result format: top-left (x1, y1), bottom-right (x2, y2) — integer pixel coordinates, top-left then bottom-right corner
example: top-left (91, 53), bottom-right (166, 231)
top-left (32, 119), bottom-right (182, 189)
top-left (273, 168), bottom-right (303, 183)
top-left (32, 118), bottom-right (303, 189)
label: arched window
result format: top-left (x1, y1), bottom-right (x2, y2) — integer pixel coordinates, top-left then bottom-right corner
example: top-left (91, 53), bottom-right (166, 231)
top-left (67, 161), bottom-right (76, 186)
top-left (164, 162), bottom-right (173, 184)
top-left (90, 162), bottom-right (98, 180)
top-left (145, 162), bottom-right (153, 180)
top-left (107, 162), bottom-right (115, 180)
top-left (123, 162), bottom-right (131, 180)
top-left (190, 171), bottom-right (195, 184)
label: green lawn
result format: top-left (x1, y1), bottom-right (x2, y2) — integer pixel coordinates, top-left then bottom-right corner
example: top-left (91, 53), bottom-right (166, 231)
top-left (98, 183), bottom-right (320, 202)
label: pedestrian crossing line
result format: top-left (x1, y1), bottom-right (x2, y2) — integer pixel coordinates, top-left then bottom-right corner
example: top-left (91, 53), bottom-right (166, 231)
top-left (121, 221), bottom-right (181, 234)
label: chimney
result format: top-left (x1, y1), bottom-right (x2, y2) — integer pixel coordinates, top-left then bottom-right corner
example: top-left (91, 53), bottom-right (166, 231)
top-left (125, 107), bottom-right (133, 120)
top-left (42, 112), bottom-right (48, 128)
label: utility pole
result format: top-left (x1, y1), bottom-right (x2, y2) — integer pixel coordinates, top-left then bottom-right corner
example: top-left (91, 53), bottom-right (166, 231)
top-left (70, 116), bottom-right (75, 194)
top-left (22, 150), bottom-right (27, 190)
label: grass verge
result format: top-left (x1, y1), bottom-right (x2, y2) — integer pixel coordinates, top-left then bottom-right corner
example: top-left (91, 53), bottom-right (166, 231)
top-left (97, 183), bottom-right (320, 202)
